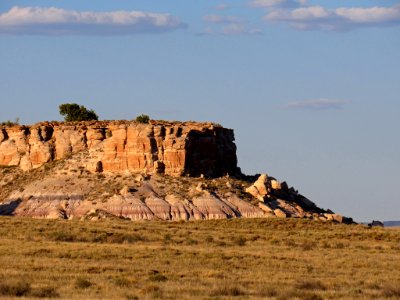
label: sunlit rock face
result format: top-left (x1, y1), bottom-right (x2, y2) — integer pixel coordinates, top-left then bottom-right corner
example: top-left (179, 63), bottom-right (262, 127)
top-left (0, 120), bottom-right (240, 177)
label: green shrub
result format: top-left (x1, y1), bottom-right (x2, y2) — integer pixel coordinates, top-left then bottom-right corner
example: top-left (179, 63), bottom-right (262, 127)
top-left (59, 103), bottom-right (98, 122)
top-left (135, 114), bottom-right (150, 124)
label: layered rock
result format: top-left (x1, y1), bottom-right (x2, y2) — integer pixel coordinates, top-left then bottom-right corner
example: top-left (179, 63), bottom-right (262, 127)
top-left (0, 120), bottom-right (354, 223)
top-left (0, 121), bottom-right (239, 177)
top-left (0, 179), bottom-right (265, 221)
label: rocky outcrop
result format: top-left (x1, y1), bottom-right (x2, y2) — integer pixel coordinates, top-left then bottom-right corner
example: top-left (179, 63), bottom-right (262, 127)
top-left (245, 174), bottom-right (353, 223)
top-left (0, 120), bottom-right (239, 177)
top-left (245, 174), bottom-right (270, 201)
top-left (0, 120), bottom-right (354, 223)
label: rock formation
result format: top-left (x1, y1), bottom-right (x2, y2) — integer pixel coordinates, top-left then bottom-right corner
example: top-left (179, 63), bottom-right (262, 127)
top-left (0, 120), bottom-right (353, 223)
top-left (0, 120), bottom-right (239, 177)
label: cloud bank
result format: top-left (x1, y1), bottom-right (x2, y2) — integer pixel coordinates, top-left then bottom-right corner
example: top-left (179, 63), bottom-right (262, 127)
top-left (251, 1), bottom-right (400, 31)
top-left (0, 6), bottom-right (187, 35)
top-left (285, 99), bottom-right (349, 110)
top-left (201, 14), bottom-right (261, 36)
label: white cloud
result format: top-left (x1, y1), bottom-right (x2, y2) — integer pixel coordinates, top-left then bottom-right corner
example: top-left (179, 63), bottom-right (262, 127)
top-left (250, 0), bottom-right (306, 8)
top-left (201, 13), bottom-right (261, 36)
top-left (285, 99), bottom-right (349, 110)
top-left (221, 23), bottom-right (262, 35)
top-left (262, 4), bottom-right (400, 31)
top-left (198, 24), bottom-right (261, 36)
top-left (203, 14), bottom-right (241, 24)
top-left (0, 6), bottom-right (187, 35)
top-left (291, 6), bottom-right (330, 20)
top-left (214, 4), bottom-right (230, 11)
top-left (335, 6), bottom-right (400, 23)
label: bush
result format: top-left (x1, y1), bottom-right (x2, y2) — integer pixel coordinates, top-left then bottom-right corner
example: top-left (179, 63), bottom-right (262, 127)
top-left (257, 286), bottom-right (277, 297)
top-left (296, 280), bottom-right (327, 291)
top-left (382, 285), bottom-right (400, 297)
top-left (113, 277), bottom-right (132, 287)
top-left (0, 280), bottom-right (31, 297)
top-left (210, 284), bottom-right (245, 297)
top-left (30, 286), bottom-right (59, 298)
top-left (135, 114), bottom-right (150, 124)
top-left (148, 270), bottom-right (167, 282)
top-left (1, 118), bottom-right (19, 127)
top-left (234, 236), bottom-right (247, 246)
top-left (75, 277), bottom-right (92, 289)
top-left (107, 233), bottom-right (144, 244)
top-left (59, 103), bottom-right (98, 122)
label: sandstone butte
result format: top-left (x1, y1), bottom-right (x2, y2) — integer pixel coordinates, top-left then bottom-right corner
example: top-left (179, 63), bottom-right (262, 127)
top-left (0, 120), bottom-right (353, 223)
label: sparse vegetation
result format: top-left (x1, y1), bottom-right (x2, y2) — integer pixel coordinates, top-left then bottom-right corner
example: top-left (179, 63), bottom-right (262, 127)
top-left (0, 280), bottom-right (31, 297)
top-left (0, 118), bottom-right (19, 127)
top-left (0, 217), bottom-right (398, 299)
top-left (59, 103), bottom-right (98, 122)
top-left (135, 114), bottom-right (150, 124)
top-left (74, 277), bottom-right (92, 289)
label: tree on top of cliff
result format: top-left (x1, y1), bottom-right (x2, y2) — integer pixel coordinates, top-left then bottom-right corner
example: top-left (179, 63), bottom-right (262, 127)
top-left (59, 103), bottom-right (99, 122)
top-left (135, 114), bottom-right (150, 124)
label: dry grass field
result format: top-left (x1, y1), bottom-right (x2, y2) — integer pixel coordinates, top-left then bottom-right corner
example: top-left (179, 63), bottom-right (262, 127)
top-left (0, 217), bottom-right (399, 299)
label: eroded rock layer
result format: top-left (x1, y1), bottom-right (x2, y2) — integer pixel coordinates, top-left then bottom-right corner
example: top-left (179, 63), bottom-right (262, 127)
top-left (0, 121), bottom-right (239, 177)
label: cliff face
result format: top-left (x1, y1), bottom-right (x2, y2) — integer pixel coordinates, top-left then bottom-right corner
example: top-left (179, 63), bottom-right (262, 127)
top-left (0, 121), bottom-right (239, 177)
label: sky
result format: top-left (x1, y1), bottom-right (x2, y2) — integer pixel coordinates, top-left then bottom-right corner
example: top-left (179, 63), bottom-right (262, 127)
top-left (0, 0), bottom-right (399, 222)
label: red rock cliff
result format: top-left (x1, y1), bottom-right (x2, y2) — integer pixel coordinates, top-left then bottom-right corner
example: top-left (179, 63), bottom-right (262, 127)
top-left (0, 120), bottom-right (239, 177)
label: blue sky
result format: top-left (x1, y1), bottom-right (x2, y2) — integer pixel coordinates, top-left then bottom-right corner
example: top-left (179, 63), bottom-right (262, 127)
top-left (0, 0), bottom-right (399, 222)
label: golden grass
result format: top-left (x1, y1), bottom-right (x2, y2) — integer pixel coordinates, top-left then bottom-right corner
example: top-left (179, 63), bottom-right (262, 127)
top-left (0, 217), bottom-right (399, 299)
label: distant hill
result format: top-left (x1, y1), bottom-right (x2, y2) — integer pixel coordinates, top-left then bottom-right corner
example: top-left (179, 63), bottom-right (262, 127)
top-left (384, 221), bottom-right (400, 227)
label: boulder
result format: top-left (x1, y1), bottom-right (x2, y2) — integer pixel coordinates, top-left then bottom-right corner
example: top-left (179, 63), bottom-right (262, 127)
top-left (274, 208), bottom-right (287, 218)
top-left (325, 213), bottom-right (344, 223)
top-left (270, 179), bottom-right (281, 190)
top-left (245, 174), bottom-right (269, 201)
top-left (258, 202), bottom-right (274, 213)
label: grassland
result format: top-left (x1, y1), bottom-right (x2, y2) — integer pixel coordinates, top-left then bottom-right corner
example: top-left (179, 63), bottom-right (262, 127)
top-left (0, 217), bottom-right (399, 299)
